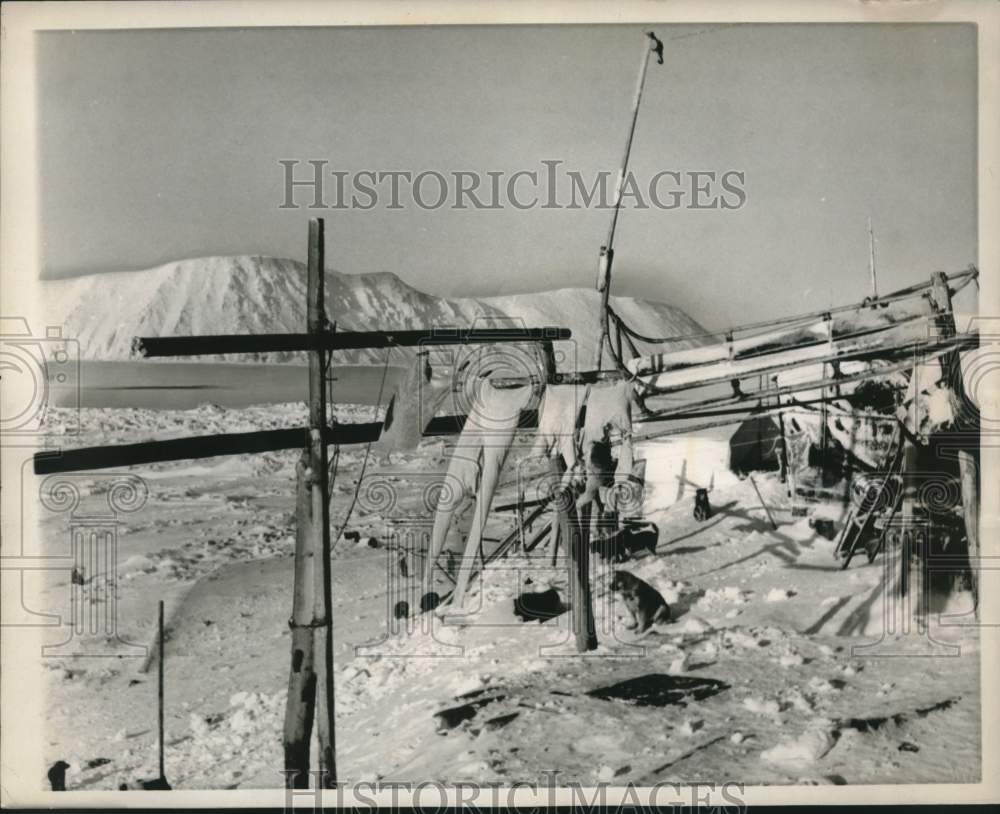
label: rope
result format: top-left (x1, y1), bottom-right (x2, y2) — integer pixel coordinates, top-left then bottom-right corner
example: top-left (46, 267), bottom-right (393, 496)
top-left (329, 348), bottom-right (393, 550)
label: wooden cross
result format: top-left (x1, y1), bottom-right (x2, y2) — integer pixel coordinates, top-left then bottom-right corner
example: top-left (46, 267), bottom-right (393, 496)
top-left (33, 217), bottom-right (572, 788)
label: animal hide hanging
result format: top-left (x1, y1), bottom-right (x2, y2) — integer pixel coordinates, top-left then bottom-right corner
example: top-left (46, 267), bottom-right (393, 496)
top-left (423, 379), bottom-right (535, 597)
top-left (372, 353), bottom-right (449, 457)
top-left (531, 383), bottom-right (586, 479)
top-left (578, 381), bottom-right (635, 511)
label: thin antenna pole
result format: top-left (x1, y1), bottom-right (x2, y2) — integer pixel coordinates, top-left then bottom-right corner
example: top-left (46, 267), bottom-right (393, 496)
top-left (595, 31), bottom-right (663, 371)
top-left (606, 31), bottom-right (662, 253)
top-left (868, 217), bottom-right (878, 299)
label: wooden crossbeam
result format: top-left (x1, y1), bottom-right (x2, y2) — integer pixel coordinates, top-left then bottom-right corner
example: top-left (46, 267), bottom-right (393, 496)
top-left (635, 323), bottom-right (975, 396)
top-left (133, 327), bottom-right (571, 358)
top-left (31, 410), bottom-right (542, 475)
top-left (33, 329), bottom-right (973, 476)
top-left (640, 331), bottom-right (978, 423)
top-left (33, 424), bottom-right (379, 475)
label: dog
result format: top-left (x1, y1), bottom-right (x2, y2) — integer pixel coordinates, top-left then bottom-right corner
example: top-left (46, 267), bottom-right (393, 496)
top-left (608, 570), bottom-right (671, 634)
top-left (591, 522), bottom-right (659, 563)
top-left (693, 488), bottom-right (712, 522)
top-left (513, 587), bottom-right (565, 623)
top-left (622, 520), bottom-right (658, 556)
top-left (47, 760), bottom-right (70, 791)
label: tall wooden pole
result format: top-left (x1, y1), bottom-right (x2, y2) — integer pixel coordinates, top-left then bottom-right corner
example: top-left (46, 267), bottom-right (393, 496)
top-left (929, 272), bottom-right (979, 613)
top-left (158, 600), bottom-right (165, 782)
top-left (551, 477), bottom-right (597, 652)
top-left (867, 217), bottom-right (879, 300)
top-left (283, 452), bottom-right (317, 788)
top-left (595, 31), bottom-right (663, 371)
top-left (306, 218), bottom-right (337, 786)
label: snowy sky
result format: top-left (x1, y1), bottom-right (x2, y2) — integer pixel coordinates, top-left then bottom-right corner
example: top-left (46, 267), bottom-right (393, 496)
top-left (36, 23), bottom-right (977, 330)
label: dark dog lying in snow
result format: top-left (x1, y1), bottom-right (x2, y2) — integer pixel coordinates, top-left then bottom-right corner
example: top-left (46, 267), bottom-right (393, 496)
top-left (513, 587), bottom-right (565, 623)
top-left (591, 521), bottom-right (659, 563)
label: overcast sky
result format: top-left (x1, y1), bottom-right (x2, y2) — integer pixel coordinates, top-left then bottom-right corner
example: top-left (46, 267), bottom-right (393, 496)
top-left (36, 23), bottom-right (976, 330)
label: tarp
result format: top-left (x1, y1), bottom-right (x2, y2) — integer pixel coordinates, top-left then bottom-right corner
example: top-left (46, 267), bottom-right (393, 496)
top-left (728, 408), bottom-right (783, 476)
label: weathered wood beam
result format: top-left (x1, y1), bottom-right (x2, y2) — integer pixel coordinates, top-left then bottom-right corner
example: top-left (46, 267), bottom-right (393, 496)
top-left (33, 333), bottom-right (974, 477)
top-left (640, 332), bottom-right (977, 423)
top-left (627, 306), bottom-right (932, 378)
top-left (423, 409), bottom-right (539, 437)
top-left (32, 424), bottom-right (382, 475)
top-left (30, 408), bottom-right (545, 475)
top-left (305, 219), bottom-right (337, 788)
top-left (283, 453), bottom-right (317, 788)
top-left (553, 485), bottom-right (597, 652)
top-left (133, 327), bottom-right (571, 358)
top-left (636, 326), bottom-right (976, 397)
top-left (929, 271), bottom-right (980, 615)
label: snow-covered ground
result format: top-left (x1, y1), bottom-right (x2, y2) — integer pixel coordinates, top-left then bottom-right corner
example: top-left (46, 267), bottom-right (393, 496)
top-left (35, 404), bottom-right (980, 790)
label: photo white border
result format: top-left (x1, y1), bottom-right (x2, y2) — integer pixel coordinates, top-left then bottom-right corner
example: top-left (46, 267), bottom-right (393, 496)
top-left (2, 0), bottom-right (997, 807)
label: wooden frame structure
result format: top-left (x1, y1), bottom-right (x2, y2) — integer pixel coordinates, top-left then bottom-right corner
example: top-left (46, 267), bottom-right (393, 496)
top-left (33, 218), bottom-right (572, 787)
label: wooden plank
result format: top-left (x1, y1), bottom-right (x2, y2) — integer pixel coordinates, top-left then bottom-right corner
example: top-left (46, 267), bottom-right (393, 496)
top-left (637, 325), bottom-right (974, 397)
top-left (32, 424), bottom-right (381, 475)
top-left (423, 409), bottom-right (540, 437)
top-left (626, 301), bottom-right (930, 378)
top-left (133, 327), bottom-right (571, 358)
top-left (929, 271), bottom-right (980, 615)
top-left (957, 448), bottom-right (979, 613)
top-left (31, 408), bottom-right (544, 475)
top-left (639, 333), bottom-right (977, 429)
top-left (634, 315), bottom-right (931, 391)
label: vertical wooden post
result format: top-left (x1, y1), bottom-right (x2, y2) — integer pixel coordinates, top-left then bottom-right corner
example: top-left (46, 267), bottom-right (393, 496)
top-left (958, 451), bottom-right (980, 611)
top-left (929, 272), bottom-right (979, 613)
top-left (307, 218), bottom-right (337, 786)
top-left (896, 439), bottom-right (920, 628)
top-left (594, 246), bottom-right (614, 371)
top-left (749, 474), bottom-right (778, 531)
top-left (821, 314), bottom-right (833, 462)
top-left (158, 600), bottom-right (165, 783)
top-left (554, 488), bottom-right (597, 652)
top-left (283, 452), bottom-right (316, 788)
top-left (516, 491), bottom-right (526, 553)
top-left (868, 216), bottom-right (879, 300)
top-left (774, 381), bottom-right (791, 492)
top-left (548, 456), bottom-right (565, 566)
top-left (540, 340), bottom-right (556, 384)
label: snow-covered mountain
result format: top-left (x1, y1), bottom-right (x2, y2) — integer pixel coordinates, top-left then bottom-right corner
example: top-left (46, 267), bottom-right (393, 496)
top-left (44, 255), bottom-right (707, 367)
